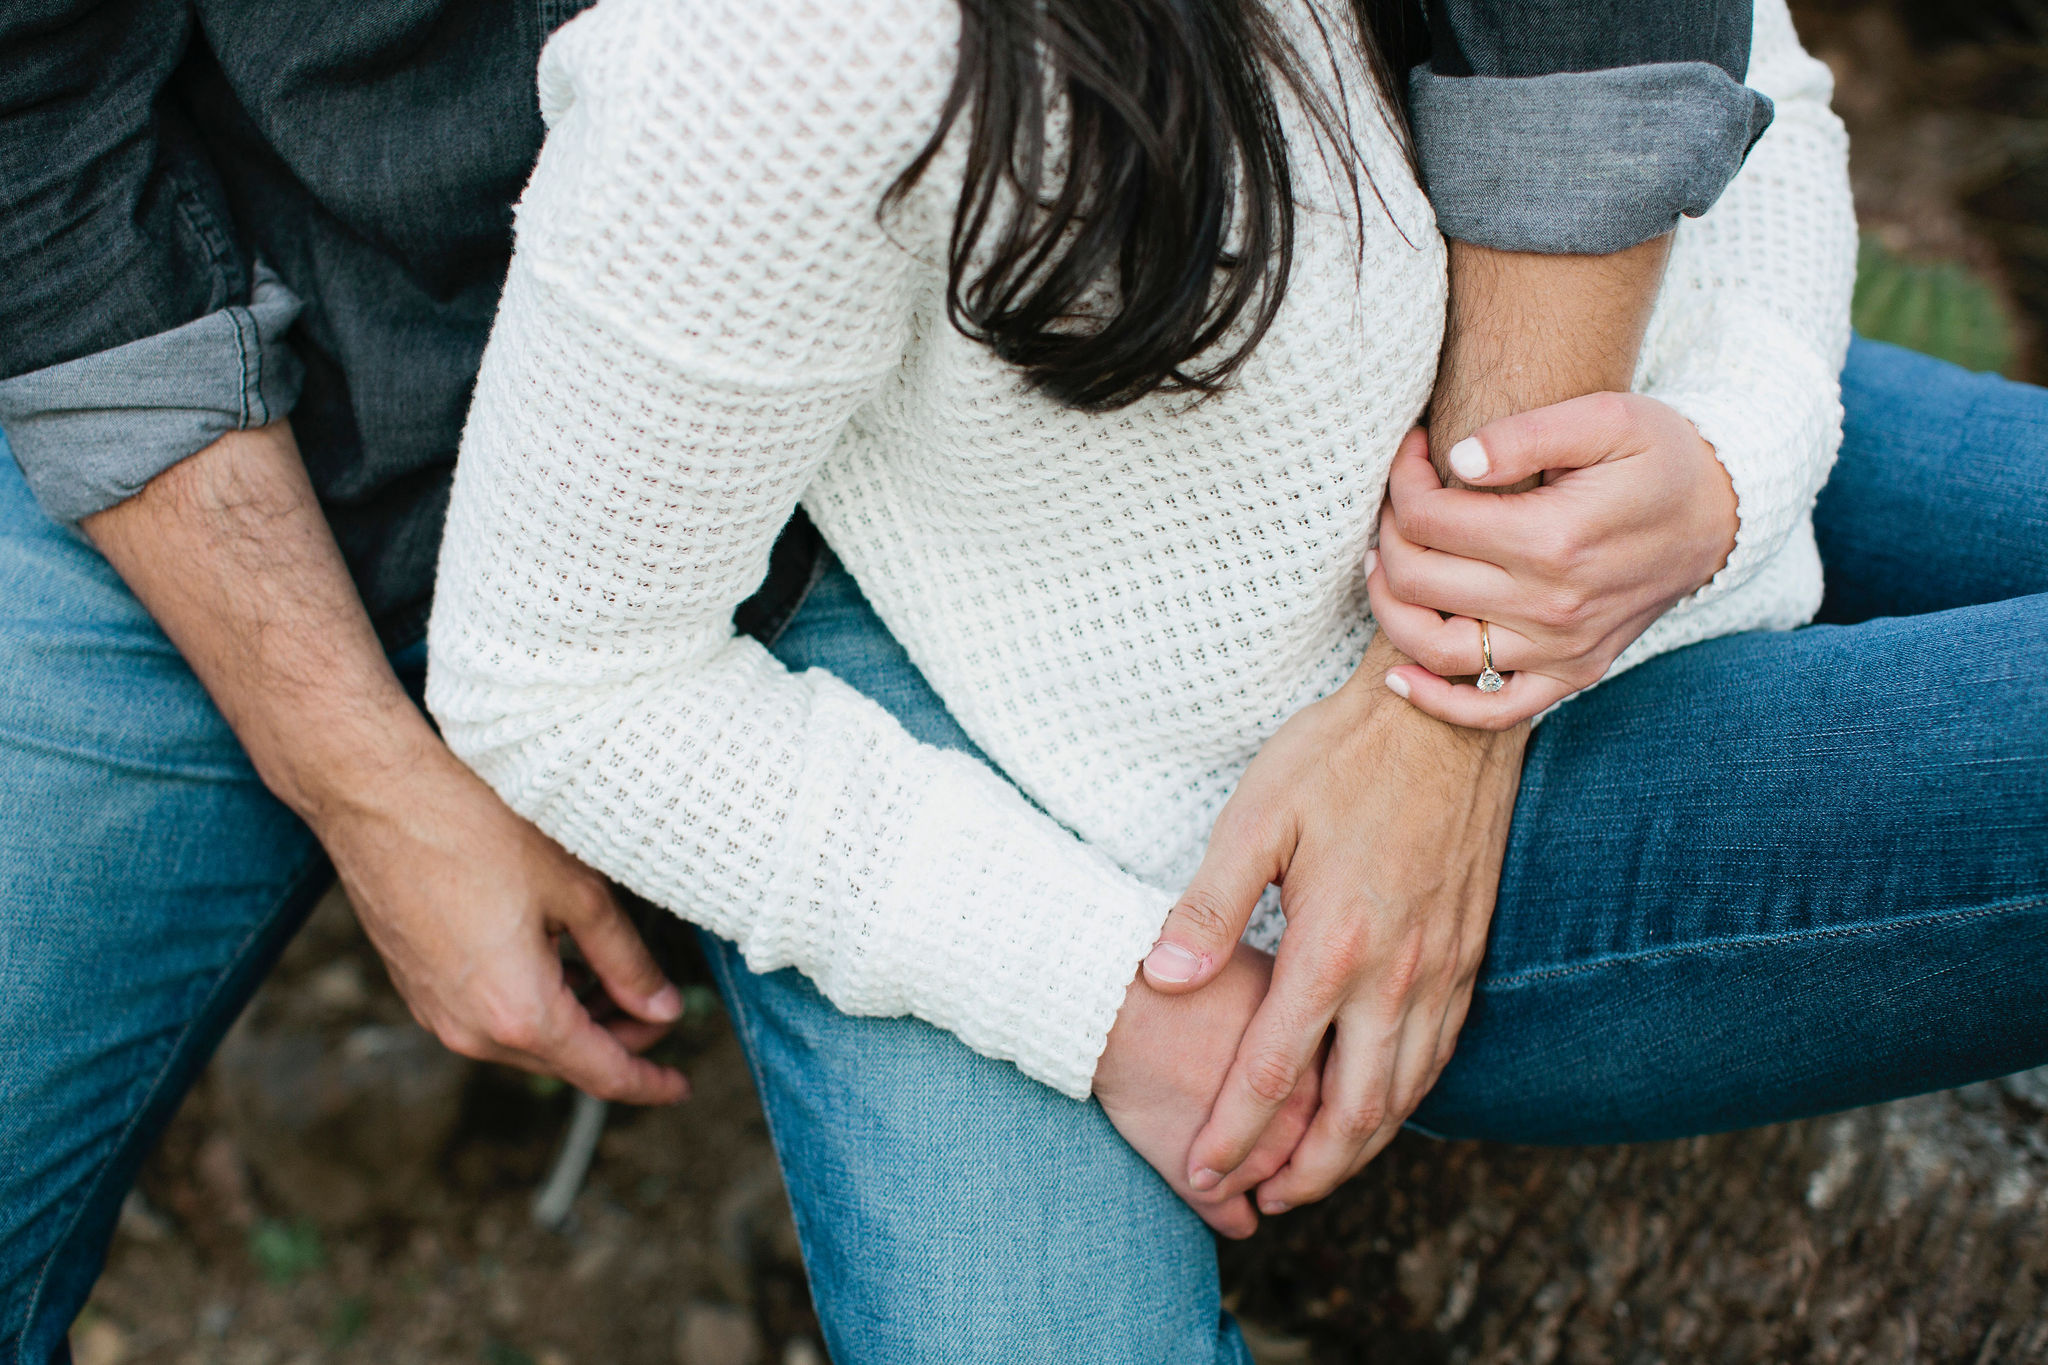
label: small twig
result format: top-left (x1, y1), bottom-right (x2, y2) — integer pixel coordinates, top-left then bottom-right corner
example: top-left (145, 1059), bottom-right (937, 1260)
top-left (531, 1089), bottom-right (609, 1229)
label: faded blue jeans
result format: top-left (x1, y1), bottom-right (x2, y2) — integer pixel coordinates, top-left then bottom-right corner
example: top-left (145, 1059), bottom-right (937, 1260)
top-left (710, 338), bottom-right (2048, 1362)
top-left (3, 339), bottom-right (2046, 1364)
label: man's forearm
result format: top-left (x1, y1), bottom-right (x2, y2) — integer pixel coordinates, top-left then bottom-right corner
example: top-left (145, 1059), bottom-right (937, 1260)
top-left (1373, 237), bottom-right (1674, 712)
top-left (1428, 235), bottom-right (1673, 488)
top-left (80, 420), bottom-right (691, 1102)
top-left (79, 421), bottom-right (428, 825)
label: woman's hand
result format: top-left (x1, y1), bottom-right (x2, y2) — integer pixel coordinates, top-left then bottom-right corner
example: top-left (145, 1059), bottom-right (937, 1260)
top-left (1370, 396), bottom-right (1738, 728)
top-left (1094, 945), bottom-right (1322, 1239)
top-left (1135, 640), bottom-right (1524, 1214)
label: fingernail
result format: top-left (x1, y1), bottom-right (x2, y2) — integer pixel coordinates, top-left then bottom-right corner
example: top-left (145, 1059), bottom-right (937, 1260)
top-left (1260, 1198), bottom-right (1290, 1215)
top-left (1191, 1167), bottom-right (1223, 1192)
top-left (647, 984), bottom-right (683, 1021)
top-left (1144, 941), bottom-right (1205, 984)
top-left (1362, 547), bottom-right (1379, 578)
top-left (1448, 436), bottom-right (1489, 482)
top-left (1384, 673), bottom-right (1412, 700)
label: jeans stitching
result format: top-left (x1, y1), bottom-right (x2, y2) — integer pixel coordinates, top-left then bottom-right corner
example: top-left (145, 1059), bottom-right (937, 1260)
top-left (14, 855), bottom-right (331, 1365)
top-left (247, 301), bottom-right (268, 427)
top-left (228, 306), bottom-right (253, 428)
top-left (1485, 893), bottom-right (2048, 991)
top-left (697, 944), bottom-right (833, 1321)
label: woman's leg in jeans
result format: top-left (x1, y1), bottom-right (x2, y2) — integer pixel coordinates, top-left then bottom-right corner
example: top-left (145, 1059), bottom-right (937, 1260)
top-left (1414, 339), bottom-right (2048, 1143)
top-left (702, 567), bottom-right (1250, 1365)
top-left (1814, 336), bottom-right (2048, 623)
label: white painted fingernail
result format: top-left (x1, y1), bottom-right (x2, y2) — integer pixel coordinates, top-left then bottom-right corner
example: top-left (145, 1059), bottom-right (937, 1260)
top-left (1384, 673), bottom-right (1411, 700)
top-left (1448, 437), bottom-right (1489, 482)
top-left (1362, 547), bottom-right (1379, 577)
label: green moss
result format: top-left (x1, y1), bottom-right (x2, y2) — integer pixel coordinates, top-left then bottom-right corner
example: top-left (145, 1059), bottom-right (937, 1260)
top-left (247, 1217), bottom-right (324, 1286)
top-left (1853, 235), bottom-right (2020, 375)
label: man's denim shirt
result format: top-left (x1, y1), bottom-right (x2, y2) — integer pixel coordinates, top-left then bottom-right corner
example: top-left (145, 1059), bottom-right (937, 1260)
top-left (0, 0), bottom-right (1770, 649)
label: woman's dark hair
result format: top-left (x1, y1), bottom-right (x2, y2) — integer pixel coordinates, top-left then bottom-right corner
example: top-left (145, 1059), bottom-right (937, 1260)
top-left (884, 0), bottom-right (1425, 411)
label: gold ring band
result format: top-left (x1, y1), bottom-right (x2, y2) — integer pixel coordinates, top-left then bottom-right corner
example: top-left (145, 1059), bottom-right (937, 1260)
top-left (1476, 620), bottom-right (1505, 693)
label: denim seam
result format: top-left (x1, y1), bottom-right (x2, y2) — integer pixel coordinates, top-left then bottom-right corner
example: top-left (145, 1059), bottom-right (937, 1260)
top-left (229, 306), bottom-right (254, 428)
top-left (13, 855), bottom-right (333, 1365)
top-left (698, 946), bottom-right (840, 1331)
top-left (167, 178), bottom-right (235, 313)
top-left (1485, 894), bottom-right (2048, 991)
top-left (244, 300), bottom-right (270, 427)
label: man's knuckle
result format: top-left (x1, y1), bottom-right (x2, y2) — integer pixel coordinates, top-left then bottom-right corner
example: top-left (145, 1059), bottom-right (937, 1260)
top-left (1380, 943), bottom-right (1428, 1002)
top-left (496, 1022), bottom-right (544, 1054)
top-left (1211, 799), bottom-right (1277, 855)
top-left (566, 876), bottom-right (612, 922)
top-left (1337, 1102), bottom-right (1387, 1144)
top-left (1172, 888), bottom-right (1238, 947)
top-left (1243, 1050), bottom-right (1300, 1105)
top-left (482, 1000), bottom-right (544, 1052)
top-left (440, 1025), bottom-right (489, 1059)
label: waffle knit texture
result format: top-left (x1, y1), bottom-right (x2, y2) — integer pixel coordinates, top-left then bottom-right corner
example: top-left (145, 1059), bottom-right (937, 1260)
top-left (426, 0), bottom-right (1855, 1098)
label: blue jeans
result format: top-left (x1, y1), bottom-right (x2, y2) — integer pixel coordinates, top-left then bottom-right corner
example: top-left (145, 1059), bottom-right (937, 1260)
top-left (0, 498), bottom-right (425, 1365)
top-left (2, 339), bottom-right (2045, 1364)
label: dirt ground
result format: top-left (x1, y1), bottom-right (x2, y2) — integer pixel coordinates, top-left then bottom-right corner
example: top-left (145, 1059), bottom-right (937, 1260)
top-left (70, 3), bottom-right (2048, 1363)
top-left (79, 889), bottom-right (2048, 1365)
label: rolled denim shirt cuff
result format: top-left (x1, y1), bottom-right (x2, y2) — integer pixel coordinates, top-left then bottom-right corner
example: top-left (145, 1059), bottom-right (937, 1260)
top-left (0, 264), bottom-right (305, 524)
top-left (1410, 62), bottom-right (1776, 255)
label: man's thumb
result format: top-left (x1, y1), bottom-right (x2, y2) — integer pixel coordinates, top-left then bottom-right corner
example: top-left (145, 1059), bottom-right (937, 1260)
top-left (1144, 834), bottom-right (1274, 994)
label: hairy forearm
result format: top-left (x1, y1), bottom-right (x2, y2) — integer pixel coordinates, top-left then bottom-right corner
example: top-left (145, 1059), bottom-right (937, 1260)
top-left (1428, 236), bottom-right (1673, 488)
top-left (79, 421), bottom-right (431, 825)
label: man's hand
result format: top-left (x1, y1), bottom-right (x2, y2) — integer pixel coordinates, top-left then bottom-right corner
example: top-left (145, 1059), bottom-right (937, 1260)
top-left (82, 421), bottom-right (688, 1104)
top-left (1095, 945), bottom-right (1323, 1239)
top-left (1138, 638), bottom-right (1523, 1212)
top-left (312, 728), bottom-right (690, 1103)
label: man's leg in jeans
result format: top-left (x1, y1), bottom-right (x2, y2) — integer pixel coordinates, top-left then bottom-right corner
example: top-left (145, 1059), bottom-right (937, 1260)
top-left (0, 445), bottom-right (329, 1365)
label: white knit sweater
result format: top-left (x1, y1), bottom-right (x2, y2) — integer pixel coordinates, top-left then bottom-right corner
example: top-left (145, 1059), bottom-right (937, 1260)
top-left (426, 0), bottom-right (1856, 1098)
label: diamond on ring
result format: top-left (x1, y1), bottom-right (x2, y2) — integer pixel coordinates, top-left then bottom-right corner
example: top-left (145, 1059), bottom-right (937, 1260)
top-left (1476, 619), bottom-right (1505, 693)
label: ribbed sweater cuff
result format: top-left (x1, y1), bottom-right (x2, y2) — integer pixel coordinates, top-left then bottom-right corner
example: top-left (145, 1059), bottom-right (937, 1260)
top-left (880, 751), bottom-right (1175, 1100)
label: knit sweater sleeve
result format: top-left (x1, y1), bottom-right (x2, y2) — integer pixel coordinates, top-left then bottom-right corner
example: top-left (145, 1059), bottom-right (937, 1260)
top-left (1607, 0), bottom-right (1858, 679)
top-left (424, 0), bottom-right (1171, 1100)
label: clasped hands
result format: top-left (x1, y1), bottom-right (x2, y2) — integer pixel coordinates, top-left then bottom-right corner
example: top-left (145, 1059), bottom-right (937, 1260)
top-left (1092, 391), bottom-right (1737, 1238)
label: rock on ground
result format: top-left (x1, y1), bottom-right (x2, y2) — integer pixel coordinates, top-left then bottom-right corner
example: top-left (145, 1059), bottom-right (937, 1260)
top-left (1221, 1073), bottom-right (2048, 1362)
